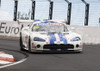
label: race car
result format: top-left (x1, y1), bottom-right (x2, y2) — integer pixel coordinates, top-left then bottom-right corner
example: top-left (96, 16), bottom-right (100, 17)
top-left (20, 20), bottom-right (83, 53)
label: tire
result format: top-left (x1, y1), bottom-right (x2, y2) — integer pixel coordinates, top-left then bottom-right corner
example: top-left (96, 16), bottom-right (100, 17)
top-left (20, 34), bottom-right (24, 51)
top-left (28, 37), bottom-right (32, 53)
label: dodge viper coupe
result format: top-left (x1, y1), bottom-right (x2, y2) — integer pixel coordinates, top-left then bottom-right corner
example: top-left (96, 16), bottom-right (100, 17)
top-left (20, 20), bottom-right (83, 53)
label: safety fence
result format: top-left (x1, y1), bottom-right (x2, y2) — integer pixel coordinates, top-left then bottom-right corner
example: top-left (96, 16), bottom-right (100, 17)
top-left (0, 0), bottom-right (100, 26)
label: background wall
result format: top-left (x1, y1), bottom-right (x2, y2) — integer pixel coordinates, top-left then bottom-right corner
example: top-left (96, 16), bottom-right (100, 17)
top-left (68, 26), bottom-right (100, 44)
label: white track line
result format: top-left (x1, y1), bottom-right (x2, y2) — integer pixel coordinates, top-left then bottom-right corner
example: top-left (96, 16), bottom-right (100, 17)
top-left (0, 57), bottom-right (27, 69)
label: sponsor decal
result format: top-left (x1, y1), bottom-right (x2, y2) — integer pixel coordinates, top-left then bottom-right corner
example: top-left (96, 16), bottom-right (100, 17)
top-left (33, 26), bottom-right (40, 29)
top-left (0, 22), bottom-right (31, 36)
top-left (50, 23), bottom-right (62, 26)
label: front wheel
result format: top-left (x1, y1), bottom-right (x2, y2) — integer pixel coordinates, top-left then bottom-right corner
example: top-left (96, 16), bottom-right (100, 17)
top-left (28, 37), bottom-right (32, 53)
top-left (20, 34), bottom-right (24, 51)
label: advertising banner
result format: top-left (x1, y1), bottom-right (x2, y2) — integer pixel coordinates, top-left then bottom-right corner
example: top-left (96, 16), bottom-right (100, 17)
top-left (0, 20), bottom-right (33, 37)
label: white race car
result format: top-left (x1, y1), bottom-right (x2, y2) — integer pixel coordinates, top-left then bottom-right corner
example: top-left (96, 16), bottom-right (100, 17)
top-left (20, 20), bottom-right (83, 53)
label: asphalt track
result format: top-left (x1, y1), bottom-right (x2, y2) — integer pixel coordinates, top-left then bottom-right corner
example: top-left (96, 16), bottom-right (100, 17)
top-left (0, 37), bottom-right (100, 71)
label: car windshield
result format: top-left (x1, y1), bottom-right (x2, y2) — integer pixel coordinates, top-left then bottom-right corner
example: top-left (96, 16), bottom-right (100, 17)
top-left (32, 22), bottom-right (68, 33)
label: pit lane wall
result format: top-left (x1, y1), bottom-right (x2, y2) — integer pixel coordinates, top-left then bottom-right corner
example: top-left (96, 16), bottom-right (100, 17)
top-left (0, 21), bottom-right (100, 44)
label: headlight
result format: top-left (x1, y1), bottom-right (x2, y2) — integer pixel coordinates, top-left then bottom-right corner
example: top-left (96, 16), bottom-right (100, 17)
top-left (71, 37), bottom-right (81, 41)
top-left (34, 37), bottom-right (45, 41)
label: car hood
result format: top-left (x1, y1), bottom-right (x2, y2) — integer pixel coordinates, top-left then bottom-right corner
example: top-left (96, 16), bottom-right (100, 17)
top-left (31, 31), bottom-right (81, 44)
top-left (47, 33), bottom-right (67, 44)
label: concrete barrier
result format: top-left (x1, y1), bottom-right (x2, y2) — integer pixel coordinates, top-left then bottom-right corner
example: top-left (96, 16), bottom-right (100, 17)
top-left (0, 21), bottom-right (33, 37)
top-left (0, 21), bottom-right (100, 44)
top-left (0, 21), bottom-right (19, 37)
top-left (68, 26), bottom-right (100, 44)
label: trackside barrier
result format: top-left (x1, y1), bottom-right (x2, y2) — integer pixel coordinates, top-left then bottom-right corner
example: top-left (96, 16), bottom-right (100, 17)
top-left (0, 21), bottom-right (19, 37)
top-left (68, 26), bottom-right (100, 44)
top-left (0, 21), bottom-right (100, 44)
top-left (0, 20), bottom-right (33, 37)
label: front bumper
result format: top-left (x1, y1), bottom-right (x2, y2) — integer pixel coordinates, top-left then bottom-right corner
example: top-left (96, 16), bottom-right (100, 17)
top-left (31, 41), bottom-right (83, 52)
top-left (43, 44), bottom-right (74, 49)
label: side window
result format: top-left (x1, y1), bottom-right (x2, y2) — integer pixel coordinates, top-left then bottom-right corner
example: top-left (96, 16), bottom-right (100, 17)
top-left (31, 24), bottom-right (36, 31)
top-left (31, 24), bottom-right (40, 32)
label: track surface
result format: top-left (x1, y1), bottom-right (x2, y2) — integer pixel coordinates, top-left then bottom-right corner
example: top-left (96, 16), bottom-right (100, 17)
top-left (0, 37), bottom-right (100, 71)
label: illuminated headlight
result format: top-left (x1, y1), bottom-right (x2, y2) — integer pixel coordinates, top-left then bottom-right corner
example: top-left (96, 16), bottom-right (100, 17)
top-left (71, 37), bottom-right (81, 41)
top-left (34, 37), bottom-right (45, 41)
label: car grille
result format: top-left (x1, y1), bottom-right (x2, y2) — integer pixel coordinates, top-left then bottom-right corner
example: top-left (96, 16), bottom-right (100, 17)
top-left (43, 44), bottom-right (74, 49)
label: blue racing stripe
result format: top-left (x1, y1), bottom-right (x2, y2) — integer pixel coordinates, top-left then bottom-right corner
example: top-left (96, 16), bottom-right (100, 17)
top-left (58, 33), bottom-right (67, 51)
top-left (58, 33), bottom-right (67, 44)
top-left (48, 33), bottom-right (56, 44)
top-left (48, 33), bottom-right (57, 51)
